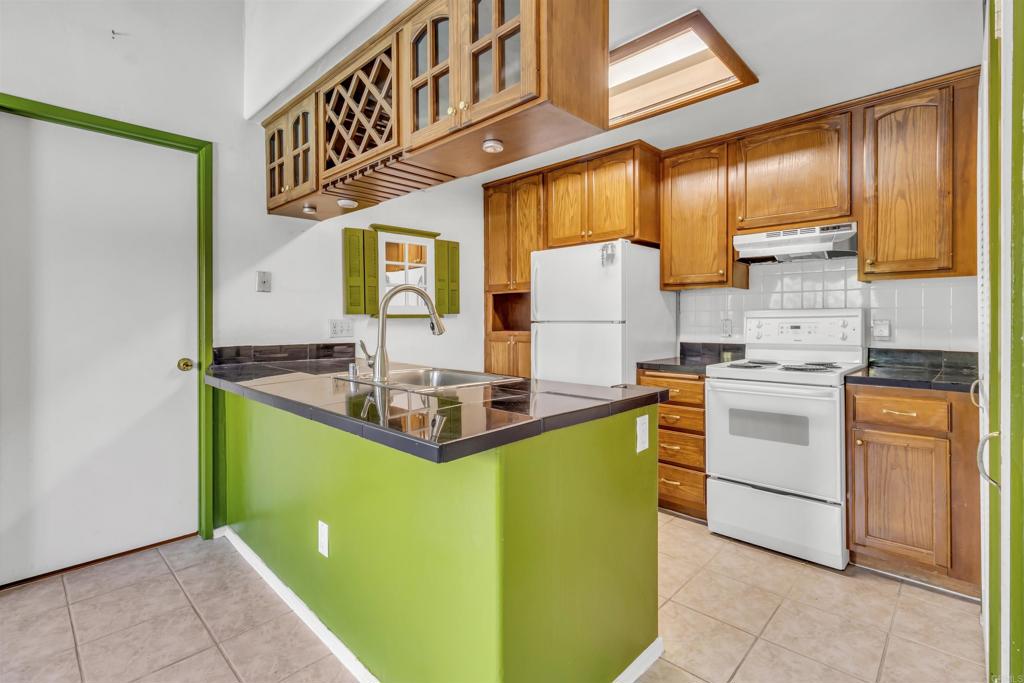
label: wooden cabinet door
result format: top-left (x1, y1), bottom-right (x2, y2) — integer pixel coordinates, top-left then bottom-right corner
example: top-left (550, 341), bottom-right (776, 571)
top-left (733, 112), bottom-right (851, 230)
top-left (587, 148), bottom-right (635, 241)
top-left (510, 173), bottom-right (543, 288)
top-left (851, 428), bottom-right (951, 569)
top-left (285, 93), bottom-right (317, 201)
top-left (512, 337), bottom-right (531, 378)
top-left (485, 337), bottom-right (514, 375)
top-left (458, 0), bottom-right (538, 125)
top-left (545, 161), bottom-right (588, 247)
top-left (661, 144), bottom-right (729, 286)
top-left (265, 114), bottom-right (288, 209)
top-left (404, 0), bottom-right (458, 149)
top-left (863, 86), bottom-right (953, 275)
top-left (484, 184), bottom-right (512, 291)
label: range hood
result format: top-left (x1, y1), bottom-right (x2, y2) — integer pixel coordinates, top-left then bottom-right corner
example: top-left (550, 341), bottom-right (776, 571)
top-left (734, 222), bottom-right (857, 263)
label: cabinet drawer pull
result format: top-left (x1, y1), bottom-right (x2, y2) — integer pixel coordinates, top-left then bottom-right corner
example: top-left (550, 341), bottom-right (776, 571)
top-left (660, 444), bottom-right (681, 451)
top-left (662, 415), bottom-right (681, 422)
top-left (881, 408), bottom-right (918, 417)
top-left (659, 477), bottom-right (681, 486)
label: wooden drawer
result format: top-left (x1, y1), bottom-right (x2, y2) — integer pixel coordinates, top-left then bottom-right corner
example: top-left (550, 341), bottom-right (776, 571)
top-left (658, 463), bottom-right (705, 508)
top-left (658, 430), bottom-right (704, 470)
top-left (639, 373), bottom-right (704, 406)
top-left (854, 393), bottom-right (951, 432)
top-left (659, 404), bottom-right (705, 433)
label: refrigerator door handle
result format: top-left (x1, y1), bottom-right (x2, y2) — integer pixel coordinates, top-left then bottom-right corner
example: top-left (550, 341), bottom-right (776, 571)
top-left (532, 326), bottom-right (538, 377)
top-left (531, 264), bottom-right (538, 320)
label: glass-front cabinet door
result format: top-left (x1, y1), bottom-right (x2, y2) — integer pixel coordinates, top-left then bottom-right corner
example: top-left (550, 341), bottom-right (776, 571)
top-left (404, 0), bottom-right (457, 148)
top-left (458, 0), bottom-right (538, 125)
top-left (286, 93), bottom-right (317, 201)
top-left (265, 114), bottom-right (288, 209)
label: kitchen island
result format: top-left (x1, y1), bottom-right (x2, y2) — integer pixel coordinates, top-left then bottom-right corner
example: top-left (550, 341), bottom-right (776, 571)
top-left (207, 359), bottom-right (666, 683)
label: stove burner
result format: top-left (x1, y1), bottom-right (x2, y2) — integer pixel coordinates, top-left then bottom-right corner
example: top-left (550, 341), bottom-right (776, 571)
top-left (728, 362), bottom-right (766, 369)
top-left (781, 364), bottom-right (833, 372)
top-left (745, 359), bottom-right (779, 366)
top-left (805, 361), bottom-right (841, 368)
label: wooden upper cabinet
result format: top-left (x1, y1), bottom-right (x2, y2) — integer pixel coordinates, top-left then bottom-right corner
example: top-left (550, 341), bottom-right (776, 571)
top-left (510, 174), bottom-right (543, 288)
top-left (732, 112), bottom-right (851, 230)
top-left (403, 0), bottom-right (458, 149)
top-left (545, 161), bottom-right (588, 247)
top-left (661, 144), bottom-right (731, 288)
top-left (318, 33), bottom-right (400, 183)
top-left (265, 114), bottom-right (288, 210)
top-left (863, 86), bottom-right (953, 276)
top-left (484, 184), bottom-right (512, 291)
top-left (851, 428), bottom-right (951, 569)
top-left (458, 0), bottom-right (538, 125)
top-left (285, 93), bottom-right (317, 202)
top-left (588, 148), bottom-right (636, 241)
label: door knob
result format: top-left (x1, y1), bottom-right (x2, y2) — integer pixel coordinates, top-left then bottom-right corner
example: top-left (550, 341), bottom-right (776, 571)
top-left (177, 358), bottom-right (195, 372)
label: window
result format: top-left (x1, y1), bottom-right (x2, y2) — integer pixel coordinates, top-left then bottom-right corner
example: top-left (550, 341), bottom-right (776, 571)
top-left (379, 233), bottom-right (435, 315)
top-left (609, 10), bottom-right (757, 127)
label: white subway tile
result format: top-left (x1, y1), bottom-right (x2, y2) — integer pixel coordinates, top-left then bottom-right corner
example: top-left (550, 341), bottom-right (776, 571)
top-left (801, 260), bottom-right (824, 273)
top-left (824, 271), bottom-right (845, 291)
top-left (922, 286), bottom-right (952, 311)
top-left (846, 290), bottom-right (866, 308)
top-left (762, 275), bottom-right (782, 294)
top-left (767, 293), bottom-right (783, 309)
top-left (824, 291), bottom-right (845, 308)
top-left (898, 306), bottom-right (924, 329)
top-left (783, 274), bottom-right (802, 291)
top-left (824, 259), bottom-right (848, 272)
top-left (782, 262), bottom-right (803, 274)
top-left (845, 270), bottom-right (867, 289)
top-left (921, 327), bottom-right (952, 351)
top-left (802, 273), bottom-right (824, 291)
top-left (922, 302), bottom-right (952, 329)
top-left (783, 292), bottom-right (803, 309)
top-left (869, 286), bottom-right (896, 309)
top-left (896, 286), bottom-right (924, 309)
top-left (802, 292), bottom-right (823, 309)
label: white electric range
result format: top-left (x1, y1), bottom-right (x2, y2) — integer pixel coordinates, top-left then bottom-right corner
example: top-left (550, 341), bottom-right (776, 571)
top-left (703, 309), bottom-right (867, 569)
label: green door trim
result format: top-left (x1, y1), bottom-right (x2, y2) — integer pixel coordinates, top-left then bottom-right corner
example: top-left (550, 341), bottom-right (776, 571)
top-left (0, 92), bottom-right (216, 539)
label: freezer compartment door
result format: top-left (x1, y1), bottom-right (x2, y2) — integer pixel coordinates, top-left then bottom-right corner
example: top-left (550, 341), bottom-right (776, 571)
top-left (531, 241), bottom-right (625, 322)
top-left (531, 322), bottom-right (625, 386)
top-left (707, 478), bottom-right (849, 570)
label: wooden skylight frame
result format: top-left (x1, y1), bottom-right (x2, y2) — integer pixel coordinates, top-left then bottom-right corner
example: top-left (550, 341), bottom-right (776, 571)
top-left (609, 10), bottom-right (757, 128)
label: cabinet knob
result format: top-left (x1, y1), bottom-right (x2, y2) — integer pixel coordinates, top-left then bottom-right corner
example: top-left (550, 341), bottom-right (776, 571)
top-left (856, 439), bottom-right (864, 446)
top-left (717, 269), bottom-right (725, 275)
top-left (587, 230), bottom-right (593, 236)
top-left (447, 106), bottom-right (455, 116)
top-left (284, 185), bottom-right (290, 190)
top-left (866, 259), bottom-right (875, 265)
top-left (458, 101), bottom-right (468, 110)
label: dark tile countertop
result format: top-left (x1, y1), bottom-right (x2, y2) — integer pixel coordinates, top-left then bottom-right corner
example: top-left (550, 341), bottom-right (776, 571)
top-left (206, 359), bottom-right (666, 463)
top-left (845, 349), bottom-right (978, 393)
top-left (637, 342), bottom-right (745, 376)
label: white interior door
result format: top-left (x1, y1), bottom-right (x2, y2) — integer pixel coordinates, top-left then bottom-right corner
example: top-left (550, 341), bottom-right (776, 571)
top-left (0, 115), bottom-right (198, 584)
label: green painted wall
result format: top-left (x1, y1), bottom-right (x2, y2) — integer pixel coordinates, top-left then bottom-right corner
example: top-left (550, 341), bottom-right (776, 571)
top-left (218, 390), bottom-right (657, 682)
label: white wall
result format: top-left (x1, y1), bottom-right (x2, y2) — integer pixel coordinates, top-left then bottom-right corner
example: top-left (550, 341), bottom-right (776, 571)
top-left (243, 0), bottom-right (386, 118)
top-left (679, 262), bottom-right (979, 352)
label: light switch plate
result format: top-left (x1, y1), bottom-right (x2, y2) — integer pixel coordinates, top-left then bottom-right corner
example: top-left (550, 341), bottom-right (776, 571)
top-left (329, 319), bottom-right (354, 338)
top-left (256, 271), bottom-right (272, 293)
top-left (636, 415), bottom-right (649, 453)
top-left (317, 520), bottom-right (329, 557)
top-left (871, 319), bottom-right (892, 341)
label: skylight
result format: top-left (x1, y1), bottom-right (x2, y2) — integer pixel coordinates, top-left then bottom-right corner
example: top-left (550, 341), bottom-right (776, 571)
top-left (608, 11), bottom-right (756, 127)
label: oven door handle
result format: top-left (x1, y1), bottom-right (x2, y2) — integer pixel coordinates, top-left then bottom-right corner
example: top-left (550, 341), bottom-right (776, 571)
top-left (707, 385), bottom-right (837, 402)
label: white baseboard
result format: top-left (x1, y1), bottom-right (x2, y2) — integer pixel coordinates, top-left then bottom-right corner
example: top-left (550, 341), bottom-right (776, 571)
top-left (216, 526), bottom-right (661, 683)
top-left (613, 636), bottom-right (663, 683)
top-left (214, 526), bottom-right (380, 683)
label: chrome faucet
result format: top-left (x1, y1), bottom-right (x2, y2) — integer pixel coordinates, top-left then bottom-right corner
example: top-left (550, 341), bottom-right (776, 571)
top-left (359, 285), bottom-right (446, 384)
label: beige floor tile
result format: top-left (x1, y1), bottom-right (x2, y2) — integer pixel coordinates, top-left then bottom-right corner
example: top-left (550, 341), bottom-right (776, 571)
top-left (658, 511), bottom-right (675, 527)
top-left (880, 635), bottom-right (985, 683)
top-left (177, 559), bottom-right (290, 642)
top-left (137, 647), bottom-right (238, 683)
top-left (658, 552), bottom-right (704, 602)
top-left (761, 599), bottom-right (887, 681)
top-left (706, 542), bottom-right (804, 597)
top-left (0, 604), bottom-right (75, 673)
top-left (63, 549), bottom-right (170, 603)
top-left (0, 577), bottom-right (66, 624)
top-left (78, 605), bottom-right (212, 683)
top-left (159, 536), bottom-right (237, 572)
top-left (672, 569), bottom-right (782, 634)
top-left (892, 593), bottom-right (985, 664)
top-left (658, 519), bottom-right (727, 563)
top-left (70, 574), bottom-right (190, 644)
top-left (281, 654), bottom-right (359, 683)
top-left (658, 601), bottom-right (754, 683)
top-left (899, 583), bottom-right (981, 616)
top-left (221, 612), bottom-right (329, 683)
top-left (788, 564), bottom-right (899, 630)
top-left (0, 647), bottom-right (81, 683)
top-left (637, 657), bottom-right (705, 683)
top-left (732, 640), bottom-right (863, 683)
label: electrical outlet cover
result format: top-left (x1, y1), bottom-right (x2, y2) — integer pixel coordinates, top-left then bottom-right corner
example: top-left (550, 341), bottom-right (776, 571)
top-left (317, 520), bottom-right (329, 557)
top-left (636, 415), bottom-right (649, 453)
top-left (256, 271), bottom-right (272, 293)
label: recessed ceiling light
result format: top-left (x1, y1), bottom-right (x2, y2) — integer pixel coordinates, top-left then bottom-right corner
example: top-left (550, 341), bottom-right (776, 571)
top-left (301, 204), bottom-right (317, 215)
top-left (481, 139), bottom-right (504, 154)
top-left (337, 198), bottom-right (359, 209)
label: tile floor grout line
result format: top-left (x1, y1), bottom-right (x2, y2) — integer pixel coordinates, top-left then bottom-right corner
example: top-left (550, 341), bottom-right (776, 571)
top-left (63, 550), bottom-right (172, 608)
top-left (61, 574), bottom-right (86, 683)
top-left (157, 551), bottom-right (244, 683)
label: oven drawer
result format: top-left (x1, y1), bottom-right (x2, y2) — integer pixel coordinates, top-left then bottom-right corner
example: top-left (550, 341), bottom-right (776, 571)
top-left (853, 393), bottom-right (950, 432)
top-left (639, 373), bottom-right (704, 406)
top-left (659, 404), bottom-right (704, 432)
top-left (658, 463), bottom-right (705, 508)
top-left (658, 430), bottom-right (704, 469)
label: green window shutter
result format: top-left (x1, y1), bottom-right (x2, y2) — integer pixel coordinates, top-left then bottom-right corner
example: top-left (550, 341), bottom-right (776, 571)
top-left (343, 228), bottom-right (365, 315)
top-left (363, 229), bottom-right (379, 316)
top-left (448, 241), bottom-right (460, 314)
top-left (435, 239), bottom-right (451, 314)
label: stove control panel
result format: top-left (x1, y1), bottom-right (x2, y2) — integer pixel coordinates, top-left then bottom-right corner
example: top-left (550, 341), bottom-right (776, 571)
top-left (745, 311), bottom-right (864, 345)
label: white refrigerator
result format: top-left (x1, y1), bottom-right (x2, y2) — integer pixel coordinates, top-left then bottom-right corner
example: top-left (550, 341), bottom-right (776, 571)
top-left (531, 240), bottom-right (676, 386)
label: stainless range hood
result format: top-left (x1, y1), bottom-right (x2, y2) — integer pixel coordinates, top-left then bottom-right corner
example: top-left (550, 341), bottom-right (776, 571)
top-left (734, 222), bottom-right (857, 263)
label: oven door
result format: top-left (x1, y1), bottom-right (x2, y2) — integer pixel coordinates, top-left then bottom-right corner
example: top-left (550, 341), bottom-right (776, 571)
top-left (705, 378), bottom-right (843, 502)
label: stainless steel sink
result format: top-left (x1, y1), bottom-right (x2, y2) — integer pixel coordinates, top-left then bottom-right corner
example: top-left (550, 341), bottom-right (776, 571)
top-left (343, 367), bottom-right (520, 392)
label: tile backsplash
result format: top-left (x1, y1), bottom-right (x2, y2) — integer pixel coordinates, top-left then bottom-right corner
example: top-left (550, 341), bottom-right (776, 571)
top-left (678, 258), bottom-right (978, 351)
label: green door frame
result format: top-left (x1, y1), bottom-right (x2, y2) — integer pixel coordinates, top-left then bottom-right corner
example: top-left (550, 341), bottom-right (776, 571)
top-left (0, 92), bottom-right (216, 539)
